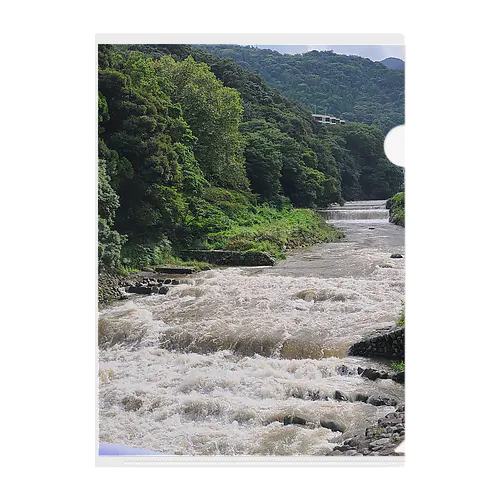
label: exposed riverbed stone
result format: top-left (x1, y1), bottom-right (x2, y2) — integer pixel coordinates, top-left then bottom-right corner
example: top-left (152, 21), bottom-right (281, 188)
top-left (283, 415), bottom-right (307, 426)
top-left (288, 387), bottom-right (400, 408)
top-left (320, 419), bottom-right (346, 433)
top-left (116, 271), bottom-right (186, 297)
top-left (390, 253), bottom-right (403, 259)
top-left (122, 395), bottom-right (143, 411)
top-left (360, 368), bottom-right (381, 381)
top-left (356, 366), bottom-right (404, 385)
top-left (337, 365), bottom-right (357, 376)
top-left (354, 393), bottom-right (369, 403)
top-left (336, 405), bottom-right (405, 456)
top-left (127, 285), bottom-right (153, 295)
top-left (334, 390), bottom-right (349, 401)
top-left (367, 395), bottom-right (398, 407)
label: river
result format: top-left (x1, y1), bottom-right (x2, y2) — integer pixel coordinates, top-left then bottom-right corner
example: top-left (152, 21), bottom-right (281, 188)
top-left (98, 200), bottom-right (405, 456)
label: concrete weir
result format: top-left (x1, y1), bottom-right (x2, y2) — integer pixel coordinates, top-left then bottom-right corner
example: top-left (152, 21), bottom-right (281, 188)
top-left (180, 249), bottom-right (276, 266)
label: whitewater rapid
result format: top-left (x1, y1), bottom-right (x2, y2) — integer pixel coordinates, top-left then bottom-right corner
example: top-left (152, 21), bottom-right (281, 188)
top-left (98, 200), bottom-right (405, 455)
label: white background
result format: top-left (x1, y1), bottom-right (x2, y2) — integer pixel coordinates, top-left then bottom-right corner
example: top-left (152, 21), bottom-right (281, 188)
top-left (1, 0), bottom-right (499, 498)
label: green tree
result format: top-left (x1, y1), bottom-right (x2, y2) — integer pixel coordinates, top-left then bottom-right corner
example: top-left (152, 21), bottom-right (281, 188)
top-left (157, 56), bottom-right (247, 190)
top-left (98, 160), bottom-right (124, 270)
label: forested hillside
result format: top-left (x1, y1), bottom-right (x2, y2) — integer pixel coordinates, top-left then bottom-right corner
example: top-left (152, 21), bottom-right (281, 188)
top-left (200, 45), bottom-right (405, 133)
top-left (98, 44), bottom-right (403, 272)
top-left (380, 57), bottom-right (405, 71)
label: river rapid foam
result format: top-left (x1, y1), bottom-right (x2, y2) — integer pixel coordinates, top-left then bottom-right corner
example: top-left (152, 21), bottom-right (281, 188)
top-left (99, 200), bottom-right (405, 456)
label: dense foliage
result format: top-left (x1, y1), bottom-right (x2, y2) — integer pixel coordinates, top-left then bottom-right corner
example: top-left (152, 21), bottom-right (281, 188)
top-left (200, 45), bottom-right (405, 133)
top-left (380, 58), bottom-right (405, 71)
top-left (98, 44), bottom-right (403, 271)
top-left (387, 192), bottom-right (405, 227)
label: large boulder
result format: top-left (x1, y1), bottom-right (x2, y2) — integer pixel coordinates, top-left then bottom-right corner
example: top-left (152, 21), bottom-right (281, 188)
top-left (320, 419), bottom-right (346, 433)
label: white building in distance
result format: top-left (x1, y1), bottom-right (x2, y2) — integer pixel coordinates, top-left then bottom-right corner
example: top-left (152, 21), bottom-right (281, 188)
top-left (312, 114), bottom-right (345, 125)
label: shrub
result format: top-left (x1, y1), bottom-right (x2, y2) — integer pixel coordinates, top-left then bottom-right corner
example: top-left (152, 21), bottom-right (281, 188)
top-left (120, 236), bottom-right (172, 269)
top-left (397, 301), bottom-right (405, 326)
top-left (388, 191), bottom-right (405, 227)
top-left (391, 361), bottom-right (405, 372)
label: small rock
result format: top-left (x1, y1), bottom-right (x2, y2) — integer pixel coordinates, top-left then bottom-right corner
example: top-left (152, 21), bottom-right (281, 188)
top-left (122, 395), bottom-right (143, 411)
top-left (367, 396), bottom-right (398, 407)
top-left (392, 371), bottom-right (405, 383)
top-left (127, 286), bottom-right (153, 295)
top-left (158, 286), bottom-right (169, 295)
top-left (390, 253), bottom-right (403, 259)
top-left (344, 438), bottom-right (360, 448)
top-left (361, 368), bottom-right (381, 381)
top-left (306, 390), bottom-right (322, 401)
top-left (369, 438), bottom-right (391, 448)
top-left (283, 415), bottom-right (307, 426)
top-left (171, 279), bottom-right (180, 285)
top-left (379, 448), bottom-right (396, 456)
top-left (354, 394), bottom-right (369, 403)
top-left (334, 445), bottom-right (352, 452)
top-left (337, 365), bottom-right (352, 376)
top-left (334, 390), bottom-right (349, 401)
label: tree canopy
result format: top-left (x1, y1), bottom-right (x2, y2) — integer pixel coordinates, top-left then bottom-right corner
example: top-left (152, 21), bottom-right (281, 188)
top-left (200, 45), bottom-right (405, 134)
top-left (98, 44), bottom-right (403, 270)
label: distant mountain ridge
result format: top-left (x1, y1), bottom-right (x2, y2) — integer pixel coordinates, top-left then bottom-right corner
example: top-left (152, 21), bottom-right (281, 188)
top-left (200, 45), bottom-right (405, 133)
top-left (380, 57), bottom-right (405, 71)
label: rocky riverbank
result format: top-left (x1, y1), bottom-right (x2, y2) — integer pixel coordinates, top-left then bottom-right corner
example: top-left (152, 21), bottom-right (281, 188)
top-left (98, 270), bottom-right (123, 306)
top-left (98, 268), bottom-right (195, 306)
top-left (348, 326), bottom-right (405, 360)
top-left (98, 250), bottom-right (279, 306)
top-left (329, 405), bottom-right (405, 456)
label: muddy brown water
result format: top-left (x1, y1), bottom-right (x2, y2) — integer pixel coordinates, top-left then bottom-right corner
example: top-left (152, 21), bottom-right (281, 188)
top-left (98, 200), bottom-right (405, 455)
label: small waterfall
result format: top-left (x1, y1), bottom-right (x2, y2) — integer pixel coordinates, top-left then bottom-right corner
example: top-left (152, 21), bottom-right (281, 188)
top-left (319, 200), bottom-right (389, 222)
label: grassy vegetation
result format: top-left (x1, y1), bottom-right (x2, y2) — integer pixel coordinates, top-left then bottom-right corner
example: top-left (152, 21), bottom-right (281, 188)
top-left (397, 301), bottom-right (405, 327)
top-left (159, 255), bottom-right (210, 271)
top-left (391, 361), bottom-right (405, 373)
top-left (194, 188), bottom-right (343, 260)
top-left (205, 206), bottom-right (343, 260)
top-left (117, 188), bottom-right (343, 270)
top-left (388, 192), bottom-right (405, 227)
